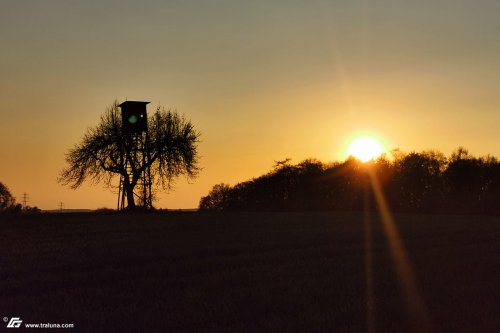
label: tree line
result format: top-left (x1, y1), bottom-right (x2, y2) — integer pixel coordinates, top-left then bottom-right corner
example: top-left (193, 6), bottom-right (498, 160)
top-left (199, 148), bottom-right (500, 214)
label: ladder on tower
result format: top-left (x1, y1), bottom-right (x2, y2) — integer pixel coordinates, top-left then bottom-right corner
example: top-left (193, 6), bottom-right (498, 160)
top-left (117, 132), bottom-right (153, 210)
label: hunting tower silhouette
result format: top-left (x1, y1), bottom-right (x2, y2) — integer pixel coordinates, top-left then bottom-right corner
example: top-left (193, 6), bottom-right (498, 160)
top-left (117, 101), bottom-right (153, 210)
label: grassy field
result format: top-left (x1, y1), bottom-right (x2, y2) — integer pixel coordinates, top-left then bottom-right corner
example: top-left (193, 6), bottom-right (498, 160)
top-left (1, 212), bottom-right (499, 332)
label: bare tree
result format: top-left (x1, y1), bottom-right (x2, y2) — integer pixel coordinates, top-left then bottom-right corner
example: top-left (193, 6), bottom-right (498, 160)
top-left (59, 101), bottom-right (200, 209)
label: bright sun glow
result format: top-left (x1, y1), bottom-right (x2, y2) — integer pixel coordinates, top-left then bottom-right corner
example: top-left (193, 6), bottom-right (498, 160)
top-left (346, 136), bottom-right (385, 162)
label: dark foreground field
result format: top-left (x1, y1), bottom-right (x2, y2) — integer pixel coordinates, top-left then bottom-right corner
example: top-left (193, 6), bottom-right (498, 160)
top-left (1, 212), bottom-right (499, 332)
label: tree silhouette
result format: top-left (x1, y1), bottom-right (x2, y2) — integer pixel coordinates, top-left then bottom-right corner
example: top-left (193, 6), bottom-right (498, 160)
top-left (392, 151), bottom-right (446, 212)
top-left (445, 147), bottom-right (486, 213)
top-left (199, 183), bottom-right (231, 211)
top-left (0, 182), bottom-right (19, 213)
top-left (59, 101), bottom-right (200, 209)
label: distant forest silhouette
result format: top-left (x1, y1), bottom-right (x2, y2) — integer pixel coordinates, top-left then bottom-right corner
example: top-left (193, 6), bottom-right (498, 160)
top-left (200, 147), bottom-right (500, 215)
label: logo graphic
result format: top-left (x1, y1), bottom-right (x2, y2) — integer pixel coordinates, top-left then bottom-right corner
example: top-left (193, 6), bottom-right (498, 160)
top-left (6, 317), bottom-right (22, 328)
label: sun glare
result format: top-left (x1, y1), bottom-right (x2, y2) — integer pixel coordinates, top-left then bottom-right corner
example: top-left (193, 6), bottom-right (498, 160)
top-left (346, 136), bottom-right (385, 162)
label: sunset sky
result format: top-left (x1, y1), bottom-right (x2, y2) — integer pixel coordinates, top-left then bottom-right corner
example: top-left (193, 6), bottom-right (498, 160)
top-left (1, 1), bottom-right (500, 210)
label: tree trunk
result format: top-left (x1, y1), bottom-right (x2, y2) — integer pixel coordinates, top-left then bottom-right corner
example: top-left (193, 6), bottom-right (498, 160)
top-left (123, 178), bottom-right (136, 209)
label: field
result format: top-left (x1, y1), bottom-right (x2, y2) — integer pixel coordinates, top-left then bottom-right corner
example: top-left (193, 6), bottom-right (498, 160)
top-left (1, 212), bottom-right (499, 332)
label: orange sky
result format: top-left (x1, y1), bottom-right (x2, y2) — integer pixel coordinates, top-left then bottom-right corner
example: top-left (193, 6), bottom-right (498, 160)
top-left (1, 1), bottom-right (500, 210)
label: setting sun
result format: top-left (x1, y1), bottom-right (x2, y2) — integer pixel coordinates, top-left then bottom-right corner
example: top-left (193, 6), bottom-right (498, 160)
top-left (346, 136), bottom-right (385, 162)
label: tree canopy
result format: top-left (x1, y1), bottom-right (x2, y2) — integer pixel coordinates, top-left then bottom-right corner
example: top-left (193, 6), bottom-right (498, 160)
top-left (200, 148), bottom-right (500, 214)
top-left (59, 101), bottom-right (200, 209)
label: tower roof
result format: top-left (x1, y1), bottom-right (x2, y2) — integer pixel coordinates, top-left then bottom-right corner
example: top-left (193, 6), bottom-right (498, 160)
top-left (118, 101), bottom-right (150, 107)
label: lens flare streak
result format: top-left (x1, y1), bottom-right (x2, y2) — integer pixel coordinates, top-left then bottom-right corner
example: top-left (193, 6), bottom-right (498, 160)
top-left (364, 187), bottom-right (375, 333)
top-left (368, 169), bottom-right (436, 333)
